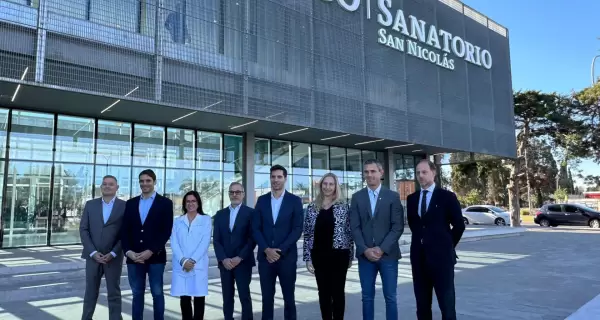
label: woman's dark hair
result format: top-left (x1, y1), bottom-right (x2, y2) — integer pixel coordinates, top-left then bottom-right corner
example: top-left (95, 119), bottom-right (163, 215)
top-left (182, 190), bottom-right (205, 215)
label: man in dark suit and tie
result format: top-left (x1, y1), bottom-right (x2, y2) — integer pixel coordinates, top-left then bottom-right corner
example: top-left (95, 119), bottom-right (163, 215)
top-left (213, 182), bottom-right (256, 320)
top-left (80, 175), bottom-right (126, 320)
top-left (253, 164), bottom-right (304, 320)
top-left (350, 159), bottom-right (404, 320)
top-left (121, 169), bottom-right (173, 320)
top-left (407, 159), bottom-right (465, 320)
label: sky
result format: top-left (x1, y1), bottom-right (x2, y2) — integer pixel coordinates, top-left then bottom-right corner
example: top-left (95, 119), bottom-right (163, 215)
top-left (462, 0), bottom-right (600, 186)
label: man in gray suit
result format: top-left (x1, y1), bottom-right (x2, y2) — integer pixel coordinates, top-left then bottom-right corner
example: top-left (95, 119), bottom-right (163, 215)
top-left (80, 175), bottom-right (126, 320)
top-left (350, 159), bottom-right (404, 320)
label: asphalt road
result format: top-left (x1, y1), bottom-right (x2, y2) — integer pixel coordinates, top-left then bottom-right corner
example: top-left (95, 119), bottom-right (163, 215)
top-left (0, 225), bottom-right (598, 319)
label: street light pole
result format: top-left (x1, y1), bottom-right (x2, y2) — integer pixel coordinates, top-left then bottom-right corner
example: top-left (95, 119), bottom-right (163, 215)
top-left (592, 54), bottom-right (600, 85)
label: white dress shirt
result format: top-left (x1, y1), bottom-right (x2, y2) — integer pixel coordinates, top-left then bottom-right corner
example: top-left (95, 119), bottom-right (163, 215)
top-left (271, 190), bottom-right (285, 223)
top-left (368, 184), bottom-right (382, 216)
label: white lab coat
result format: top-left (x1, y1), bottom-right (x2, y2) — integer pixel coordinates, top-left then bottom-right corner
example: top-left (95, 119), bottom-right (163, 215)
top-left (170, 213), bottom-right (212, 297)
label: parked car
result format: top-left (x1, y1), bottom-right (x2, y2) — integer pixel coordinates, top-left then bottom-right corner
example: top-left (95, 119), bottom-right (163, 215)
top-left (462, 205), bottom-right (511, 226)
top-left (534, 203), bottom-right (600, 228)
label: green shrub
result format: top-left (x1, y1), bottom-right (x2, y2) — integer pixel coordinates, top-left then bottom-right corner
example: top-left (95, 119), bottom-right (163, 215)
top-left (520, 208), bottom-right (530, 216)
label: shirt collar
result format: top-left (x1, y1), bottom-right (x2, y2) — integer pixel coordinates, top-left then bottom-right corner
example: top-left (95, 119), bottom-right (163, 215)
top-left (229, 204), bottom-right (241, 212)
top-left (102, 197), bottom-right (116, 205)
top-left (422, 183), bottom-right (436, 193)
top-left (271, 190), bottom-right (286, 200)
top-left (368, 184), bottom-right (382, 196)
top-left (141, 192), bottom-right (156, 200)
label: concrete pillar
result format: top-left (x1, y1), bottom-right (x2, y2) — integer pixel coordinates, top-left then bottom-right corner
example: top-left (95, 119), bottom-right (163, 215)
top-left (384, 149), bottom-right (396, 191)
top-left (243, 132), bottom-right (255, 207)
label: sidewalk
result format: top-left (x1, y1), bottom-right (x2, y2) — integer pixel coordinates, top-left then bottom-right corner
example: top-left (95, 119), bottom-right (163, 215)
top-left (0, 226), bottom-right (526, 276)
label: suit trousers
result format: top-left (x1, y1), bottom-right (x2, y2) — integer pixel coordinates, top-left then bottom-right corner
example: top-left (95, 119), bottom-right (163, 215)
top-left (258, 255), bottom-right (297, 320)
top-left (220, 265), bottom-right (253, 320)
top-left (82, 256), bottom-right (124, 320)
top-left (411, 249), bottom-right (456, 320)
top-left (312, 249), bottom-right (350, 320)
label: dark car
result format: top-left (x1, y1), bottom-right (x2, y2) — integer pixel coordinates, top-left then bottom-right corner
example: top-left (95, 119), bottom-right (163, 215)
top-left (534, 203), bottom-right (600, 228)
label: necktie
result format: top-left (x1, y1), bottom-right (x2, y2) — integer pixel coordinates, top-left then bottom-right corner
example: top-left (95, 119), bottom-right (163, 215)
top-left (371, 191), bottom-right (377, 216)
top-left (420, 190), bottom-right (429, 217)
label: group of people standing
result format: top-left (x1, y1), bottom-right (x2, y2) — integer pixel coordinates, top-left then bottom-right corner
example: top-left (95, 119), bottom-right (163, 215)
top-left (80, 158), bottom-right (465, 320)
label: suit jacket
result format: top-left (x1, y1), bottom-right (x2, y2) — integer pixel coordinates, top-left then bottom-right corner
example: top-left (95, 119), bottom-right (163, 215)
top-left (121, 193), bottom-right (174, 264)
top-left (252, 191), bottom-right (304, 263)
top-left (213, 204), bottom-right (256, 269)
top-left (407, 187), bottom-right (465, 267)
top-left (349, 186), bottom-right (404, 260)
top-left (80, 197), bottom-right (126, 259)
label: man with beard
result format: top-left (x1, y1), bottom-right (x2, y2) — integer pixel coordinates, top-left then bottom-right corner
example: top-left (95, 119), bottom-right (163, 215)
top-left (253, 165), bottom-right (304, 320)
top-left (407, 159), bottom-right (465, 320)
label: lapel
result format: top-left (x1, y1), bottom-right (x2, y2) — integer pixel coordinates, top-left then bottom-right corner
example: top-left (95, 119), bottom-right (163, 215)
top-left (228, 205), bottom-right (244, 233)
top-left (373, 188), bottom-right (384, 218)
top-left (274, 192), bottom-right (289, 226)
top-left (103, 199), bottom-right (121, 226)
top-left (424, 187), bottom-right (440, 216)
top-left (264, 193), bottom-right (275, 226)
top-left (363, 189), bottom-right (373, 218)
top-left (132, 196), bottom-right (142, 225)
top-left (143, 194), bottom-right (159, 226)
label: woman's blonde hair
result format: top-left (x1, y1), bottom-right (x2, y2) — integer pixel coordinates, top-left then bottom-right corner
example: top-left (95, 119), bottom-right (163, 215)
top-left (314, 172), bottom-right (343, 211)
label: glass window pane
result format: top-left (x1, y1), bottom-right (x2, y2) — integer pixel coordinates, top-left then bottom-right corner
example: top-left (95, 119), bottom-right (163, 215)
top-left (94, 165), bottom-right (132, 200)
top-left (96, 120), bottom-right (132, 166)
top-left (330, 147), bottom-right (346, 178)
top-left (50, 164), bottom-right (93, 245)
top-left (166, 128), bottom-right (195, 169)
top-left (346, 149), bottom-right (362, 178)
top-left (55, 116), bottom-right (94, 163)
top-left (165, 169), bottom-right (195, 216)
top-left (272, 140), bottom-right (290, 169)
top-left (133, 124), bottom-right (165, 167)
top-left (197, 131), bottom-right (222, 170)
top-left (255, 138), bottom-right (271, 173)
top-left (402, 156), bottom-right (415, 180)
top-left (196, 171), bottom-right (222, 216)
top-left (255, 173), bottom-right (271, 200)
top-left (312, 145), bottom-right (329, 177)
top-left (223, 171), bottom-right (243, 208)
top-left (362, 150), bottom-right (376, 163)
top-left (131, 167), bottom-right (165, 196)
top-left (223, 135), bottom-right (243, 172)
top-left (3, 161), bottom-right (52, 247)
top-left (347, 177), bottom-right (364, 202)
top-left (292, 142), bottom-right (310, 175)
top-left (0, 108), bottom-right (9, 156)
top-left (9, 111), bottom-right (54, 161)
top-left (291, 175), bottom-right (311, 209)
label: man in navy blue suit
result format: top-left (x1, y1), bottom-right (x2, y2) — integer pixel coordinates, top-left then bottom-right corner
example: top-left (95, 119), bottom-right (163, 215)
top-left (121, 169), bottom-right (173, 320)
top-left (213, 182), bottom-right (256, 320)
top-left (253, 164), bottom-right (304, 320)
top-left (407, 160), bottom-right (465, 320)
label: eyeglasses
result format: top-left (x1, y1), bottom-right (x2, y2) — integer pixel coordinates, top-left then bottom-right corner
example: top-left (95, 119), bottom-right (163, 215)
top-left (228, 191), bottom-right (244, 195)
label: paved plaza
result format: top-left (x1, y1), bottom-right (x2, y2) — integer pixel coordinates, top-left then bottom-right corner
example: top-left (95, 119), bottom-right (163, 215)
top-left (0, 226), bottom-right (597, 319)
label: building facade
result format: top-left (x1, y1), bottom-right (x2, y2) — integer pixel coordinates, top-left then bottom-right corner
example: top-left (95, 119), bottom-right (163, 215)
top-left (0, 0), bottom-right (514, 247)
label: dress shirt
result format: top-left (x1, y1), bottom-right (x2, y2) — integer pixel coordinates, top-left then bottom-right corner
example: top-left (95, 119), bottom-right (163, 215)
top-left (90, 197), bottom-right (117, 258)
top-left (139, 191), bottom-right (156, 224)
top-left (368, 184), bottom-right (382, 216)
top-left (229, 204), bottom-right (241, 231)
top-left (418, 183), bottom-right (436, 217)
top-left (271, 190), bottom-right (285, 223)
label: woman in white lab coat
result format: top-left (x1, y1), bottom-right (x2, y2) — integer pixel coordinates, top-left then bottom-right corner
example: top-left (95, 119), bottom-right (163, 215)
top-left (170, 190), bottom-right (212, 320)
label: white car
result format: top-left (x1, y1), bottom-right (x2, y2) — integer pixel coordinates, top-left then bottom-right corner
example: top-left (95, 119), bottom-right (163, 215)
top-left (462, 205), bottom-right (510, 226)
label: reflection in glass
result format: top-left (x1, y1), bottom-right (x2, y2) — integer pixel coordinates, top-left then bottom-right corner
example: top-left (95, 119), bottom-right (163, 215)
top-left (55, 116), bottom-right (94, 163)
top-left (330, 147), bottom-right (346, 183)
top-left (254, 173), bottom-right (271, 199)
top-left (94, 165), bottom-right (131, 200)
top-left (223, 135), bottom-right (243, 172)
top-left (3, 161), bottom-right (52, 247)
top-left (166, 128), bottom-right (195, 169)
top-left (0, 108), bottom-right (10, 156)
top-left (197, 131), bottom-right (221, 171)
top-left (402, 155), bottom-right (415, 180)
top-left (272, 140), bottom-right (290, 169)
top-left (196, 170), bottom-right (222, 216)
top-left (312, 145), bottom-right (329, 176)
top-left (133, 124), bottom-right (165, 167)
top-left (346, 148), bottom-right (362, 178)
top-left (9, 111), bottom-right (54, 161)
top-left (292, 142), bottom-right (310, 175)
top-left (223, 171), bottom-right (243, 209)
top-left (255, 138), bottom-right (271, 173)
top-left (347, 178), bottom-right (364, 202)
top-left (50, 164), bottom-right (93, 244)
top-left (131, 167), bottom-right (165, 196)
top-left (165, 169), bottom-right (194, 216)
top-left (96, 120), bottom-right (132, 166)
top-left (291, 175), bottom-right (311, 208)
top-left (362, 150), bottom-right (376, 163)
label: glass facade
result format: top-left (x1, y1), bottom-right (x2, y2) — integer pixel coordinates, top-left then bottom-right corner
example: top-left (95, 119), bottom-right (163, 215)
top-left (253, 138), bottom-right (387, 208)
top-left (394, 154), bottom-right (425, 210)
top-left (0, 108), bottom-right (242, 248)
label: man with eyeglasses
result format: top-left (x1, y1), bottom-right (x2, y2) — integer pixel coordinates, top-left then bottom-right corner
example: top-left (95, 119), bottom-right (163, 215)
top-left (213, 182), bottom-right (256, 320)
